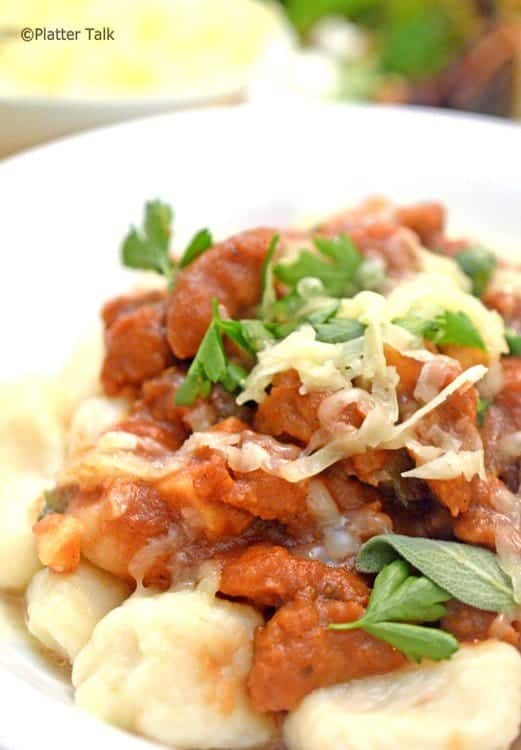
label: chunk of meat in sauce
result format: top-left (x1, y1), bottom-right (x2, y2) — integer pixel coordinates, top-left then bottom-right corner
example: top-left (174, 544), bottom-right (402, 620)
top-left (58, 415), bottom-right (313, 582)
top-left (441, 600), bottom-right (520, 647)
top-left (64, 471), bottom-right (254, 584)
top-left (395, 202), bottom-right (446, 248)
top-left (382, 495), bottom-right (454, 540)
top-left (248, 597), bottom-right (405, 712)
top-left (482, 358), bottom-right (521, 492)
top-left (255, 371), bottom-right (324, 444)
top-left (117, 367), bottom-right (190, 450)
top-left (167, 228), bottom-right (276, 359)
top-left (441, 600), bottom-right (495, 642)
top-left (116, 370), bottom-right (253, 452)
top-left (320, 467), bottom-right (393, 539)
top-left (255, 370), bottom-right (386, 485)
top-left (155, 450), bottom-right (254, 540)
top-left (219, 544), bottom-right (369, 608)
top-left (323, 196), bottom-right (446, 249)
top-left (451, 474), bottom-right (511, 549)
top-left (156, 419), bottom-right (310, 525)
top-left (485, 288), bottom-right (521, 332)
top-left (387, 347), bottom-right (482, 516)
top-left (456, 360), bottom-right (521, 547)
top-left (65, 477), bottom-right (181, 581)
top-left (101, 291), bottom-right (172, 396)
top-left (317, 198), bottom-right (445, 276)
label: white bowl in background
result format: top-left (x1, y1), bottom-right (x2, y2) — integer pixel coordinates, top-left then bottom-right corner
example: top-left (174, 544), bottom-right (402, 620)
top-left (0, 88), bottom-right (241, 158)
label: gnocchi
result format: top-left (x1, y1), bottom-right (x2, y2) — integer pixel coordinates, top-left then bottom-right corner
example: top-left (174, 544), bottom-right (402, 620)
top-left (26, 561), bottom-right (130, 661)
top-left (283, 641), bottom-right (521, 750)
top-left (73, 588), bottom-right (275, 749)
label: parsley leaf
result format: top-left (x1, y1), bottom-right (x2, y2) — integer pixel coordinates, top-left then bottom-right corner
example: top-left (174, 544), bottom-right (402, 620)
top-left (274, 234), bottom-right (363, 298)
top-left (455, 246), bottom-right (497, 298)
top-left (179, 228), bottom-right (213, 268)
top-left (122, 200), bottom-right (174, 280)
top-left (306, 301), bottom-right (341, 325)
top-left (394, 310), bottom-right (486, 351)
top-left (314, 318), bottom-right (365, 343)
top-left (477, 397), bottom-right (490, 427)
top-left (175, 302), bottom-right (263, 406)
top-left (506, 329), bottom-right (521, 356)
top-left (240, 320), bottom-right (276, 352)
top-left (329, 560), bottom-right (458, 663)
top-left (218, 318), bottom-right (258, 357)
top-left (260, 234), bottom-right (279, 318)
top-left (122, 201), bottom-right (213, 282)
top-left (363, 621), bottom-right (459, 663)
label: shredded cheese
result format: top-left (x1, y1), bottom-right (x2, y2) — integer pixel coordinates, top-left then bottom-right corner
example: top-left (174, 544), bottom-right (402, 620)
top-left (237, 325), bottom-right (364, 404)
top-left (417, 247), bottom-right (470, 291)
top-left (401, 449), bottom-right (486, 481)
top-left (386, 274), bottom-right (507, 360)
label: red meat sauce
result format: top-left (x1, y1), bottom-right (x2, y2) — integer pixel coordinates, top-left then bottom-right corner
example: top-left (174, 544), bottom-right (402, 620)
top-left (33, 201), bottom-right (521, 716)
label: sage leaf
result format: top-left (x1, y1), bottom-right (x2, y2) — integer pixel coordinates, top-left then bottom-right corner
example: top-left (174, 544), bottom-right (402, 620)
top-left (357, 534), bottom-right (516, 612)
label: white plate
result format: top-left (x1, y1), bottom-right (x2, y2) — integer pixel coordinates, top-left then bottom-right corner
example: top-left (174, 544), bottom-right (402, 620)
top-left (0, 103), bottom-right (520, 750)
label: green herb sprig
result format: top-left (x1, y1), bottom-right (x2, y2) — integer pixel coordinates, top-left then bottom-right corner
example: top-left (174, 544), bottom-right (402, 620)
top-left (505, 329), bottom-right (521, 357)
top-left (477, 397), bottom-right (490, 427)
top-left (175, 300), bottom-right (254, 406)
top-left (455, 246), bottom-right (497, 298)
top-left (259, 234), bottom-right (279, 318)
top-left (274, 234), bottom-right (363, 298)
top-left (330, 560), bottom-right (458, 662)
top-left (356, 534), bottom-right (517, 611)
top-left (394, 310), bottom-right (486, 351)
top-left (121, 200), bottom-right (212, 285)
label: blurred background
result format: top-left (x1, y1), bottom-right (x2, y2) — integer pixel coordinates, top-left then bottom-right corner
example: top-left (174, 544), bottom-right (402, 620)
top-left (0, 0), bottom-right (520, 157)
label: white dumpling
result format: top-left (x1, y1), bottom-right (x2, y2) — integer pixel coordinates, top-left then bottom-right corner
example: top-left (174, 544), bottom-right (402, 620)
top-left (73, 589), bottom-right (275, 749)
top-left (0, 474), bottom-right (49, 590)
top-left (55, 327), bottom-right (104, 424)
top-left (284, 640), bottom-right (521, 750)
top-left (67, 395), bottom-right (131, 457)
top-left (0, 380), bottom-right (65, 477)
top-left (26, 561), bottom-right (129, 661)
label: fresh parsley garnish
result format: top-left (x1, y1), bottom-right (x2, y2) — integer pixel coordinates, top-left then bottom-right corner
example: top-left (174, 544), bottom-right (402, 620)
top-left (179, 228), bottom-right (213, 268)
top-left (259, 234), bottom-right (279, 318)
top-left (121, 200), bottom-right (213, 283)
top-left (329, 560), bottom-right (458, 663)
top-left (175, 300), bottom-right (255, 406)
top-left (477, 397), bottom-right (490, 427)
top-left (274, 234), bottom-right (363, 298)
top-left (394, 310), bottom-right (486, 351)
top-left (314, 318), bottom-right (365, 344)
top-left (122, 200), bottom-right (174, 280)
top-left (455, 246), bottom-right (497, 298)
top-left (505, 329), bottom-right (521, 356)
